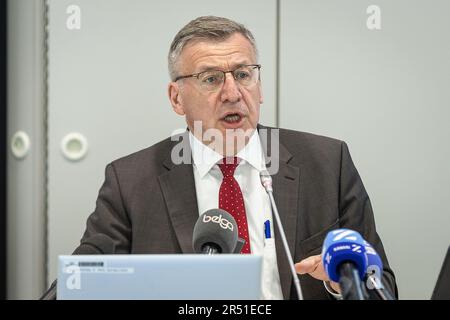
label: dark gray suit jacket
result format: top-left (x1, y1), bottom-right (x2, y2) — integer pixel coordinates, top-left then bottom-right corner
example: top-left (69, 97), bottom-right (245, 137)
top-left (80, 125), bottom-right (397, 299)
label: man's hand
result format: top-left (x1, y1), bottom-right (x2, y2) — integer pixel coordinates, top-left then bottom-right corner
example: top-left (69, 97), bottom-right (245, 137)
top-left (295, 254), bottom-right (341, 294)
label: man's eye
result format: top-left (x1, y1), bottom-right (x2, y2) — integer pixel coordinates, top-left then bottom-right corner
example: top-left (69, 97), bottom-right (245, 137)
top-left (203, 76), bottom-right (218, 84)
top-left (236, 71), bottom-right (250, 79)
top-left (201, 74), bottom-right (221, 84)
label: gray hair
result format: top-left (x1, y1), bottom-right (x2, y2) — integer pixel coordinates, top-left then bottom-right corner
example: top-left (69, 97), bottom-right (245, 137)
top-left (168, 16), bottom-right (258, 81)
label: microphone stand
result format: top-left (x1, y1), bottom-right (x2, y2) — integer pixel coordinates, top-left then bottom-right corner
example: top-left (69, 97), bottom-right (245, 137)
top-left (338, 262), bottom-right (365, 300)
top-left (260, 171), bottom-right (304, 300)
top-left (366, 275), bottom-right (395, 300)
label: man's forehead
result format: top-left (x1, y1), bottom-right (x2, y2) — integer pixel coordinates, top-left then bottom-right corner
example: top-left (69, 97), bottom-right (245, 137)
top-left (180, 34), bottom-right (256, 71)
top-left (183, 32), bottom-right (254, 52)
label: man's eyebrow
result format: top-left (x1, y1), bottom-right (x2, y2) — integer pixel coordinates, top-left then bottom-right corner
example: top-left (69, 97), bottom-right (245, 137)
top-left (196, 65), bottom-right (219, 73)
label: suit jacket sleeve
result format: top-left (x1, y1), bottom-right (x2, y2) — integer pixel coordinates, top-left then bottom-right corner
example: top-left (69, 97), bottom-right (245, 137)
top-left (80, 163), bottom-right (132, 253)
top-left (338, 141), bottom-right (398, 298)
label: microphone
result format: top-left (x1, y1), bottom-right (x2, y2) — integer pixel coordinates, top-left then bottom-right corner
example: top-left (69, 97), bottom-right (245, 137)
top-left (260, 171), bottom-right (304, 300)
top-left (322, 229), bottom-right (368, 300)
top-left (39, 233), bottom-right (116, 300)
top-left (192, 209), bottom-right (239, 254)
top-left (363, 240), bottom-right (395, 300)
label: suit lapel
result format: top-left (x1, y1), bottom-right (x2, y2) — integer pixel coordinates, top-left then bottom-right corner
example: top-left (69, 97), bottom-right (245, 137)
top-left (259, 125), bottom-right (301, 299)
top-left (272, 158), bottom-right (300, 299)
top-left (158, 132), bottom-right (199, 253)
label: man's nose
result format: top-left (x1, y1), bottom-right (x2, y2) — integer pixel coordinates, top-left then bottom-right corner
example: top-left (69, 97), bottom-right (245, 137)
top-left (220, 73), bottom-right (242, 103)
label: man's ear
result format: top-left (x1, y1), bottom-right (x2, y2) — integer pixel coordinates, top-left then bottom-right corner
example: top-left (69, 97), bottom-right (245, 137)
top-left (168, 82), bottom-right (185, 116)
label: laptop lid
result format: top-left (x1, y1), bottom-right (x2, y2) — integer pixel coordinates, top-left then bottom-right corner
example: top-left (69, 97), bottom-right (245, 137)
top-left (431, 246), bottom-right (450, 300)
top-left (57, 254), bottom-right (262, 300)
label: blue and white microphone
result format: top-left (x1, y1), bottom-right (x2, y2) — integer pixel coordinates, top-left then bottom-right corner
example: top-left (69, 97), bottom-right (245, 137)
top-left (322, 229), bottom-right (368, 300)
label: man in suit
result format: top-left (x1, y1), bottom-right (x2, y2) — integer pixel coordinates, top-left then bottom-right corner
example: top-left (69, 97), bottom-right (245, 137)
top-left (80, 16), bottom-right (397, 299)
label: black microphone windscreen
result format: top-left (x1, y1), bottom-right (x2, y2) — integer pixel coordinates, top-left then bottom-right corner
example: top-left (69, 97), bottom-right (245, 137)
top-left (193, 209), bottom-right (238, 254)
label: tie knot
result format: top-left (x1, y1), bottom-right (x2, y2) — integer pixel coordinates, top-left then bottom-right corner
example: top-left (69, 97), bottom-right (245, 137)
top-left (218, 157), bottom-right (240, 177)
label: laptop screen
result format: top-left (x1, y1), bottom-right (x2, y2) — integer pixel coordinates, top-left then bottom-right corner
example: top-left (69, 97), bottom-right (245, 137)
top-left (57, 254), bottom-right (262, 300)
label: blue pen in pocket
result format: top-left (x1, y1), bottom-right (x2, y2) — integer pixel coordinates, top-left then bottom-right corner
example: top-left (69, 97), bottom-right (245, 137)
top-left (264, 220), bottom-right (271, 239)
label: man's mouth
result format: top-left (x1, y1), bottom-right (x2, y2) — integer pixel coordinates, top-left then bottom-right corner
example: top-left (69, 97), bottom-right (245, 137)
top-left (223, 113), bottom-right (242, 123)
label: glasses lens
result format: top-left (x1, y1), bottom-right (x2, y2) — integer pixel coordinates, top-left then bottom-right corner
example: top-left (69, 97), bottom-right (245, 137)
top-left (198, 71), bottom-right (224, 91)
top-left (196, 65), bottom-right (260, 92)
top-left (234, 66), bottom-right (259, 86)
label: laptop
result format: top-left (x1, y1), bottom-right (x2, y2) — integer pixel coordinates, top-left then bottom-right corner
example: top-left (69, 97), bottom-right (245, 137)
top-left (57, 254), bottom-right (262, 300)
top-left (431, 246), bottom-right (450, 300)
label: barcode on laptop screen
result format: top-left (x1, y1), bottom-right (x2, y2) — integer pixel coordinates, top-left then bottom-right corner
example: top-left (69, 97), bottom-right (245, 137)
top-left (78, 262), bottom-right (104, 267)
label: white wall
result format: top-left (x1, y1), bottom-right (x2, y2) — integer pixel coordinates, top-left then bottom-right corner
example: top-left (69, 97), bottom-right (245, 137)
top-left (279, 0), bottom-right (450, 299)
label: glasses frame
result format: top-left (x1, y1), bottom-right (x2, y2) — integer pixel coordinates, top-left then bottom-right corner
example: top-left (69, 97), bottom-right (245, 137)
top-left (173, 64), bottom-right (261, 89)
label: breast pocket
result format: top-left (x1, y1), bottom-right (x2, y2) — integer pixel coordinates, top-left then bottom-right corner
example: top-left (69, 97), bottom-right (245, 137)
top-left (299, 219), bottom-right (340, 257)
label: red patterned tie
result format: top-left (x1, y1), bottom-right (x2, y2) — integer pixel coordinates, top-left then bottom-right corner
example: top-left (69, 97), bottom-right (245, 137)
top-left (218, 157), bottom-right (251, 254)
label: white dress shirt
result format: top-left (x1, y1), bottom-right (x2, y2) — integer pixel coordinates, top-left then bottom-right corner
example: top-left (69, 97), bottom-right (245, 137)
top-left (189, 130), bottom-right (284, 300)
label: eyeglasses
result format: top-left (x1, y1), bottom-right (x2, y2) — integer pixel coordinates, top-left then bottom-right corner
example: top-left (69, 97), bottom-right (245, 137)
top-left (174, 64), bottom-right (261, 92)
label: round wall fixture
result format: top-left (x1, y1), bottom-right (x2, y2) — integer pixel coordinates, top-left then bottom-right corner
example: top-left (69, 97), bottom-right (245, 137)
top-left (11, 131), bottom-right (31, 159)
top-left (61, 132), bottom-right (88, 161)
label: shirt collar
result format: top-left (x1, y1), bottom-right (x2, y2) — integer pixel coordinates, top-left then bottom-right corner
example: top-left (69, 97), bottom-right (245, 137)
top-left (236, 129), bottom-right (265, 172)
top-left (189, 131), bottom-right (223, 178)
top-left (189, 129), bottom-right (265, 178)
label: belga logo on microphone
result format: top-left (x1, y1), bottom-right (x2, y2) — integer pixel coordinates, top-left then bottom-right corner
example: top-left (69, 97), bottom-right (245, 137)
top-left (203, 214), bottom-right (234, 231)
